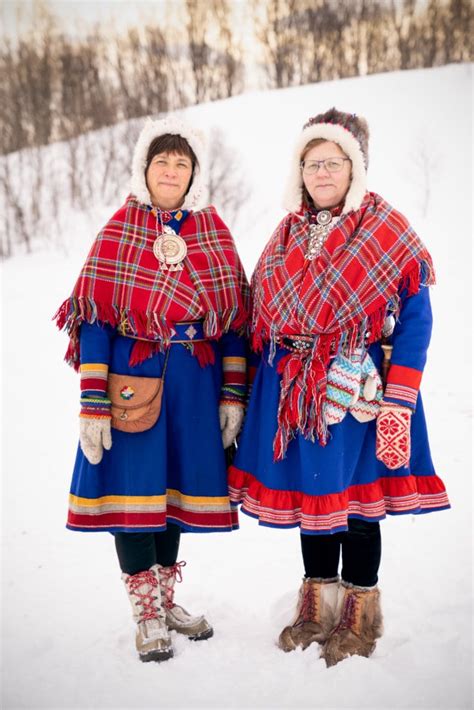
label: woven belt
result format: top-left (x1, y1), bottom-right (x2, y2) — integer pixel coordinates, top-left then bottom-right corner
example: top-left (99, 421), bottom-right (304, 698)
top-left (125, 321), bottom-right (205, 344)
top-left (170, 321), bottom-right (205, 343)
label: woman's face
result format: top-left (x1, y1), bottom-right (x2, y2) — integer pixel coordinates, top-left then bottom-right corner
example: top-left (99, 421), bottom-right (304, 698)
top-left (146, 151), bottom-right (193, 210)
top-left (302, 141), bottom-right (352, 210)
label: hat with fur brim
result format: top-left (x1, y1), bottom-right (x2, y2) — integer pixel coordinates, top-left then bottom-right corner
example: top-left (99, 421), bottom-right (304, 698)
top-left (130, 116), bottom-right (207, 211)
top-left (283, 109), bottom-right (369, 215)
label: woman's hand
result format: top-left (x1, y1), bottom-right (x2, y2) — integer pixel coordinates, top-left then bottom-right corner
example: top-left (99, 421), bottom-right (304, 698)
top-left (375, 401), bottom-right (412, 469)
top-left (79, 418), bottom-right (112, 465)
top-left (219, 404), bottom-right (244, 449)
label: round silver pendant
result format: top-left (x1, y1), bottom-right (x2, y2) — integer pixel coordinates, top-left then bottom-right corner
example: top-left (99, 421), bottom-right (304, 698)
top-left (153, 231), bottom-right (187, 265)
top-left (316, 209), bottom-right (332, 226)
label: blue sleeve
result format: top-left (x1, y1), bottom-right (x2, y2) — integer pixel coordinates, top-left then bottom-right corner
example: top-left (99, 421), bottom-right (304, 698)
top-left (384, 286), bottom-right (433, 409)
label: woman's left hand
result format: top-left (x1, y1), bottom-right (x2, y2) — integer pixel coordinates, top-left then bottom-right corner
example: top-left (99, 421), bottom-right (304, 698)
top-left (375, 401), bottom-right (412, 469)
top-left (219, 404), bottom-right (244, 449)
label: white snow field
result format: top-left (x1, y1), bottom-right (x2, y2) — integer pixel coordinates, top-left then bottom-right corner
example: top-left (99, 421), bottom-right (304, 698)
top-left (1, 63), bottom-right (472, 709)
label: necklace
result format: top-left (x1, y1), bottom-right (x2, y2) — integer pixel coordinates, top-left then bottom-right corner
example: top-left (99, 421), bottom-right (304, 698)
top-left (305, 209), bottom-right (338, 261)
top-left (152, 209), bottom-right (187, 271)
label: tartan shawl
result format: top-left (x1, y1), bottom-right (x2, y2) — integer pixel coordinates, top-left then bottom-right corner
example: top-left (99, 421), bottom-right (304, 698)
top-left (55, 196), bottom-right (249, 369)
top-left (251, 191), bottom-right (435, 460)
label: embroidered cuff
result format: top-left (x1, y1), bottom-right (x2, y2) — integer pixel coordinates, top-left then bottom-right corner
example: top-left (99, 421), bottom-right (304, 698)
top-left (221, 356), bottom-right (247, 406)
top-left (80, 362), bottom-right (109, 398)
top-left (384, 364), bottom-right (423, 410)
top-left (80, 395), bottom-right (112, 419)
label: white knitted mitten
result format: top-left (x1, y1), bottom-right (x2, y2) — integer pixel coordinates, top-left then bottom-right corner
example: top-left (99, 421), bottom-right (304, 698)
top-left (323, 350), bottom-right (362, 425)
top-left (350, 352), bottom-right (383, 422)
top-left (218, 404), bottom-right (244, 449)
top-left (79, 418), bottom-right (112, 465)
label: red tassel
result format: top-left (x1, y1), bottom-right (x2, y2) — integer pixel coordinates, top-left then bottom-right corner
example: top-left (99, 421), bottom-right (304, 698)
top-left (193, 341), bottom-right (215, 367)
top-left (400, 263), bottom-right (422, 296)
top-left (252, 332), bottom-right (264, 353)
top-left (129, 340), bottom-right (163, 367)
top-left (276, 353), bottom-right (292, 374)
top-left (65, 339), bottom-right (80, 372)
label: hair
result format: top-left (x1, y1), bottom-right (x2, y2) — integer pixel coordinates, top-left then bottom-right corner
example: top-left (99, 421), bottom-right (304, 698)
top-left (301, 137), bottom-right (329, 162)
top-left (145, 134), bottom-right (198, 172)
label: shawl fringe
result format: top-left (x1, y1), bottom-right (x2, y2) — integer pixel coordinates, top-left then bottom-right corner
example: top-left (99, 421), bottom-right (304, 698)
top-left (128, 339), bottom-right (215, 368)
top-left (53, 297), bottom-right (247, 371)
top-left (54, 199), bottom-right (250, 371)
top-left (252, 257), bottom-right (435, 462)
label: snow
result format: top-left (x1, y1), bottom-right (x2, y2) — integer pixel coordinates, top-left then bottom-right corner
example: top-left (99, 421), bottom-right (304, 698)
top-left (1, 64), bottom-right (472, 709)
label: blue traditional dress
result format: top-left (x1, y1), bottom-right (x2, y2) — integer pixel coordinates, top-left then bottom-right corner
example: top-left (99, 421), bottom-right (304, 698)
top-left (228, 195), bottom-right (450, 534)
top-left (56, 204), bottom-right (249, 534)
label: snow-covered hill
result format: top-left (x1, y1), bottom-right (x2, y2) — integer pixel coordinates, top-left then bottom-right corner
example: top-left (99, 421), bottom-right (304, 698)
top-left (2, 64), bottom-right (472, 709)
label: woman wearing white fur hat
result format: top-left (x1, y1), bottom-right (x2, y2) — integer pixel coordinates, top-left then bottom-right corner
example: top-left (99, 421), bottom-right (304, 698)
top-left (228, 108), bottom-right (449, 666)
top-left (55, 117), bottom-right (249, 662)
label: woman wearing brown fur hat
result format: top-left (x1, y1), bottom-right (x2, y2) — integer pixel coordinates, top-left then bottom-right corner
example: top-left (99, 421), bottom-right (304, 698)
top-left (228, 108), bottom-right (449, 666)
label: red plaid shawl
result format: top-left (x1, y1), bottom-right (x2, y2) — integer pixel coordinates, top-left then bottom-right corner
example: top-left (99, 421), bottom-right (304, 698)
top-left (55, 197), bottom-right (249, 369)
top-left (251, 191), bottom-right (435, 460)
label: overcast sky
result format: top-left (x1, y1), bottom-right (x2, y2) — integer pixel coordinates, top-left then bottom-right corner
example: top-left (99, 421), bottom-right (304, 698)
top-left (2, 0), bottom-right (172, 40)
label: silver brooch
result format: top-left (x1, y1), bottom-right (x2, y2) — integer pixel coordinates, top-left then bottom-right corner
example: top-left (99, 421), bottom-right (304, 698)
top-left (305, 210), bottom-right (337, 261)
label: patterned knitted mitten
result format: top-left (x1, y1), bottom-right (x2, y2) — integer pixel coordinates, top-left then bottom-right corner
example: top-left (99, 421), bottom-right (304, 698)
top-left (375, 401), bottom-right (411, 469)
top-left (350, 352), bottom-right (383, 423)
top-left (323, 350), bottom-right (362, 425)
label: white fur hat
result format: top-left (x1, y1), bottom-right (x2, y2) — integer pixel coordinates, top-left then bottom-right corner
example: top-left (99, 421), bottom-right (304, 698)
top-left (283, 108), bottom-right (369, 215)
top-left (130, 116), bottom-right (207, 210)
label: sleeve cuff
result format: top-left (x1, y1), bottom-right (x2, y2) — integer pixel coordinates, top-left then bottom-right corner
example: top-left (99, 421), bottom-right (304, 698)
top-left (221, 356), bottom-right (247, 405)
top-left (384, 363), bottom-right (423, 410)
top-left (80, 362), bottom-right (109, 398)
top-left (80, 395), bottom-right (111, 419)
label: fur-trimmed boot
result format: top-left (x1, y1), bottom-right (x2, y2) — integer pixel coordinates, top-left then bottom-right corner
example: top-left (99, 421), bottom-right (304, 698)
top-left (158, 561), bottom-right (213, 641)
top-left (278, 577), bottom-right (340, 652)
top-left (122, 564), bottom-right (173, 662)
top-left (321, 582), bottom-right (383, 667)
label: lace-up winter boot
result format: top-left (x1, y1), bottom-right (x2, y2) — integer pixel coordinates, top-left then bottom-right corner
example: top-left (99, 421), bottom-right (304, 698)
top-left (278, 577), bottom-right (340, 652)
top-left (321, 582), bottom-right (383, 667)
top-left (122, 564), bottom-right (173, 662)
top-left (158, 561), bottom-right (213, 641)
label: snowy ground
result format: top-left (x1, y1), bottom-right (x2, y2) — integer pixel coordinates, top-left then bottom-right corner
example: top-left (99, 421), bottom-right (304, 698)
top-left (1, 64), bottom-right (472, 709)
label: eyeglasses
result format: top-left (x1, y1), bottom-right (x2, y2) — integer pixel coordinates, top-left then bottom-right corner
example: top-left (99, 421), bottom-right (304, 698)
top-left (300, 157), bottom-right (351, 174)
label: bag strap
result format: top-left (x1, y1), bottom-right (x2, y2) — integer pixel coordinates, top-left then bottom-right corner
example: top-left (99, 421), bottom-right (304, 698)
top-left (162, 346), bottom-right (171, 381)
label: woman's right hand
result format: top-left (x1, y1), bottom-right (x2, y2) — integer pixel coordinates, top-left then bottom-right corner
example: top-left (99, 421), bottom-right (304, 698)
top-left (79, 418), bottom-right (112, 465)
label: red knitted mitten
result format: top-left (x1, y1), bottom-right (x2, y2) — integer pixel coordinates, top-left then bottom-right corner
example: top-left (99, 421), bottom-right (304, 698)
top-left (375, 401), bottom-right (412, 470)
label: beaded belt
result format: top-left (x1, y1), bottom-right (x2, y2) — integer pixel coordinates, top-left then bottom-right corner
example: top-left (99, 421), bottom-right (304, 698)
top-left (281, 335), bottom-right (315, 353)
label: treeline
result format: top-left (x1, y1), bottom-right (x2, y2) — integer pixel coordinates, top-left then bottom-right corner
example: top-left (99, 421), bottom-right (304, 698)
top-left (255, 0), bottom-right (472, 89)
top-left (1, 0), bottom-right (472, 157)
top-left (1, 0), bottom-right (243, 156)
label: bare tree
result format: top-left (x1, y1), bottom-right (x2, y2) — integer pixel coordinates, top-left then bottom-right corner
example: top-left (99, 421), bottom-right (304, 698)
top-left (207, 127), bottom-right (251, 228)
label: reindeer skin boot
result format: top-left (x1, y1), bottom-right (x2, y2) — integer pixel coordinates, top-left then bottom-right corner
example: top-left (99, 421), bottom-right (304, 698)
top-left (321, 583), bottom-right (383, 667)
top-left (122, 564), bottom-right (173, 662)
top-left (278, 577), bottom-right (340, 652)
top-left (158, 561), bottom-right (213, 641)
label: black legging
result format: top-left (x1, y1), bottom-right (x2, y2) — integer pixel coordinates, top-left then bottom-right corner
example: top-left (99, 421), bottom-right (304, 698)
top-left (300, 519), bottom-right (381, 587)
top-left (115, 524), bottom-right (181, 575)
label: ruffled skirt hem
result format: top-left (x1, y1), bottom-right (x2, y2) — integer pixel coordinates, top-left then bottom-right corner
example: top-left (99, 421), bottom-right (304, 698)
top-left (228, 466), bottom-right (450, 535)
